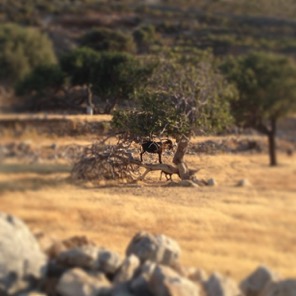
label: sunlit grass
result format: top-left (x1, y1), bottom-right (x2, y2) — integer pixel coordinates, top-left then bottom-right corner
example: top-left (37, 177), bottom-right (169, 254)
top-left (0, 151), bottom-right (295, 281)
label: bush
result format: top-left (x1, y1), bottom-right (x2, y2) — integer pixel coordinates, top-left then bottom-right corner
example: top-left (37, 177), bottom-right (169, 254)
top-left (0, 23), bottom-right (57, 85)
top-left (79, 27), bottom-right (136, 53)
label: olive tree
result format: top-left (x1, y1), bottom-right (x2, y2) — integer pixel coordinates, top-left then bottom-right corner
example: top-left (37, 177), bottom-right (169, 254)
top-left (112, 51), bottom-right (236, 179)
top-left (221, 52), bottom-right (296, 166)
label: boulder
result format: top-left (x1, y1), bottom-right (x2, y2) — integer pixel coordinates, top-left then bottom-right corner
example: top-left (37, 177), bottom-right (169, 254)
top-left (261, 279), bottom-right (296, 296)
top-left (97, 248), bottom-right (122, 275)
top-left (204, 272), bottom-right (242, 296)
top-left (56, 245), bottom-right (98, 270)
top-left (46, 235), bottom-right (95, 259)
top-left (56, 245), bottom-right (122, 275)
top-left (187, 268), bottom-right (208, 283)
top-left (148, 265), bottom-right (200, 296)
top-left (113, 254), bottom-right (140, 284)
top-left (130, 261), bottom-right (156, 296)
top-left (240, 265), bottom-right (278, 296)
top-left (126, 232), bottom-right (181, 266)
top-left (0, 212), bottom-right (47, 294)
top-left (111, 283), bottom-right (135, 296)
top-left (56, 268), bottom-right (111, 296)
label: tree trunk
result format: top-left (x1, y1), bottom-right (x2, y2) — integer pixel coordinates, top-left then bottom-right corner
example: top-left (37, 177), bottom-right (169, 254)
top-left (173, 135), bottom-right (190, 180)
top-left (86, 84), bottom-right (94, 115)
top-left (103, 98), bottom-right (118, 114)
top-left (268, 118), bottom-right (277, 166)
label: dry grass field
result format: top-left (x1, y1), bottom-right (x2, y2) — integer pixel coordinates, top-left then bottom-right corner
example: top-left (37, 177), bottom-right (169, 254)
top-left (0, 115), bottom-right (296, 282)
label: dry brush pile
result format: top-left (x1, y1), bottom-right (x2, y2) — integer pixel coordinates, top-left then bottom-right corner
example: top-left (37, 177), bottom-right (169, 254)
top-left (70, 139), bottom-right (189, 184)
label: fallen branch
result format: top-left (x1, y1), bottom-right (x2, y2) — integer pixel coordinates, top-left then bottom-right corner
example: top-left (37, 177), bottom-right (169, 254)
top-left (71, 141), bottom-right (199, 183)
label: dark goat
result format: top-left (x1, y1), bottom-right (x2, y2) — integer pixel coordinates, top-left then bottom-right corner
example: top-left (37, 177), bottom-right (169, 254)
top-left (140, 139), bottom-right (173, 163)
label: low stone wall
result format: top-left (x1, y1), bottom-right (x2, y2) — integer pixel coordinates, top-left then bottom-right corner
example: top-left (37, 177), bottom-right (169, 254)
top-left (0, 117), bottom-right (110, 137)
top-left (1, 212), bottom-right (295, 296)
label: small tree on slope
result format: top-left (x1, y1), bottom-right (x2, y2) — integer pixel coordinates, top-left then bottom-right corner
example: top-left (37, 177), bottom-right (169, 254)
top-left (221, 52), bottom-right (296, 166)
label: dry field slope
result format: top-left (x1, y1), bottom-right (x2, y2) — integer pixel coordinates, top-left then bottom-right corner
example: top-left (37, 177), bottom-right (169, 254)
top-left (0, 141), bottom-right (296, 281)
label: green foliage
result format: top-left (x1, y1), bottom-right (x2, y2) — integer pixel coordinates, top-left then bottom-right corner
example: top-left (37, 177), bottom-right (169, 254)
top-left (112, 91), bottom-right (190, 137)
top-left (133, 25), bottom-right (158, 53)
top-left (60, 48), bottom-right (153, 113)
top-left (0, 23), bottom-right (57, 85)
top-left (79, 28), bottom-right (136, 53)
top-left (221, 52), bottom-right (296, 130)
top-left (112, 51), bottom-right (236, 138)
top-left (15, 64), bottom-right (65, 97)
top-left (92, 52), bottom-right (154, 113)
top-left (60, 47), bottom-right (101, 86)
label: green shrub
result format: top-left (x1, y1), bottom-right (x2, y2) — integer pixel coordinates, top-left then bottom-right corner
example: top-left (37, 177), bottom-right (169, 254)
top-left (79, 27), bottom-right (136, 53)
top-left (0, 23), bottom-right (57, 85)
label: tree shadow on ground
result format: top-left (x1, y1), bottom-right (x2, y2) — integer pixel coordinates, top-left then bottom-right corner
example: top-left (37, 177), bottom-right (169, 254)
top-left (0, 176), bottom-right (72, 193)
top-left (0, 163), bottom-right (72, 193)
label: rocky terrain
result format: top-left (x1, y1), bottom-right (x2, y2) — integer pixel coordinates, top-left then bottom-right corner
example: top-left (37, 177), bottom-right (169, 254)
top-left (1, 211), bottom-right (295, 296)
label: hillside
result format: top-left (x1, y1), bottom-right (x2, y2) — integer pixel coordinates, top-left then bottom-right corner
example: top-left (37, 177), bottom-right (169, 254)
top-left (1, 0), bottom-right (296, 58)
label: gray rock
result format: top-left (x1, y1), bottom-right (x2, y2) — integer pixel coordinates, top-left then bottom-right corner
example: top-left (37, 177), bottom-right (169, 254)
top-left (57, 245), bottom-right (98, 269)
top-left (179, 180), bottom-right (199, 187)
top-left (205, 272), bottom-right (242, 296)
top-left (187, 268), bottom-right (208, 283)
top-left (126, 232), bottom-right (181, 266)
top-left (148, 265), bottom-right (200, 296)
top-left (97, 248), bottom-right (122, 275)
top-left (240, 265), bottom-right (278, 296)
top-left (114, 254), bottom-right (140, 284)
top-left (207, 178), bottom-right (217, 186)
top-left (130, 261), bottom-right (156, 296)
top-left (57, 245), bottom-right (122, 275)
top-left (261, 279), bottom-right (296, 296)
top-left (237, 179), bottom-right (251, 187)
top-left (56, 268), bottom-right (111, 296)
top-left (0, 212), bottom-right (47, 294)
top-left (111, 282), bottom-right (135, 296)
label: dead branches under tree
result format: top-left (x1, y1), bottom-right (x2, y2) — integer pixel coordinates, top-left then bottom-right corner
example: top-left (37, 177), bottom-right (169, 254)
top-left (71, 138), bottom-right (197, 183)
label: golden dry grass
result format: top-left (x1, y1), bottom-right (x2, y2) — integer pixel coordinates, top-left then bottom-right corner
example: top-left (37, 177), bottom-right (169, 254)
top-left (0, 146), bottom-right (295, 281)
top-left (0, 113), bottom-right (112, 122)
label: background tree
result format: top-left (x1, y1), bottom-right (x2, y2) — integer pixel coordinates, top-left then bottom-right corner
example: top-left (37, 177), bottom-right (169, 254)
top-left (221, 52), bottom-right (296, 166)
top-left (15, 64), bottom-right (65, 111)
top-left (92, 52), bottom-right (153, 113)
top-left (16, 64), bottom-right (65, 96)
top-left (60, 48), bottom-right (153, 114)
top-left (60, 47), bottom-right (101, 111)
top-left (0, 23), bottom-right (57, 86)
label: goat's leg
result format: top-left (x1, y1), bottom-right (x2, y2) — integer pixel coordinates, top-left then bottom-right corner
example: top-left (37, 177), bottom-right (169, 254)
top-left (166, 173), bottom-right (172, 181)
top-left (159, 171), bottom-right (163, 181)
top-left (158, 152), bottom-right (162, 164)
top-left (140, 151), bottom-right (145, 162)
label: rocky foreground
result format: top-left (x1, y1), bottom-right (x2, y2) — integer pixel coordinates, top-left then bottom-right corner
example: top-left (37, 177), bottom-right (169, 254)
top-left (0, 211), bottom-right (295, 296)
